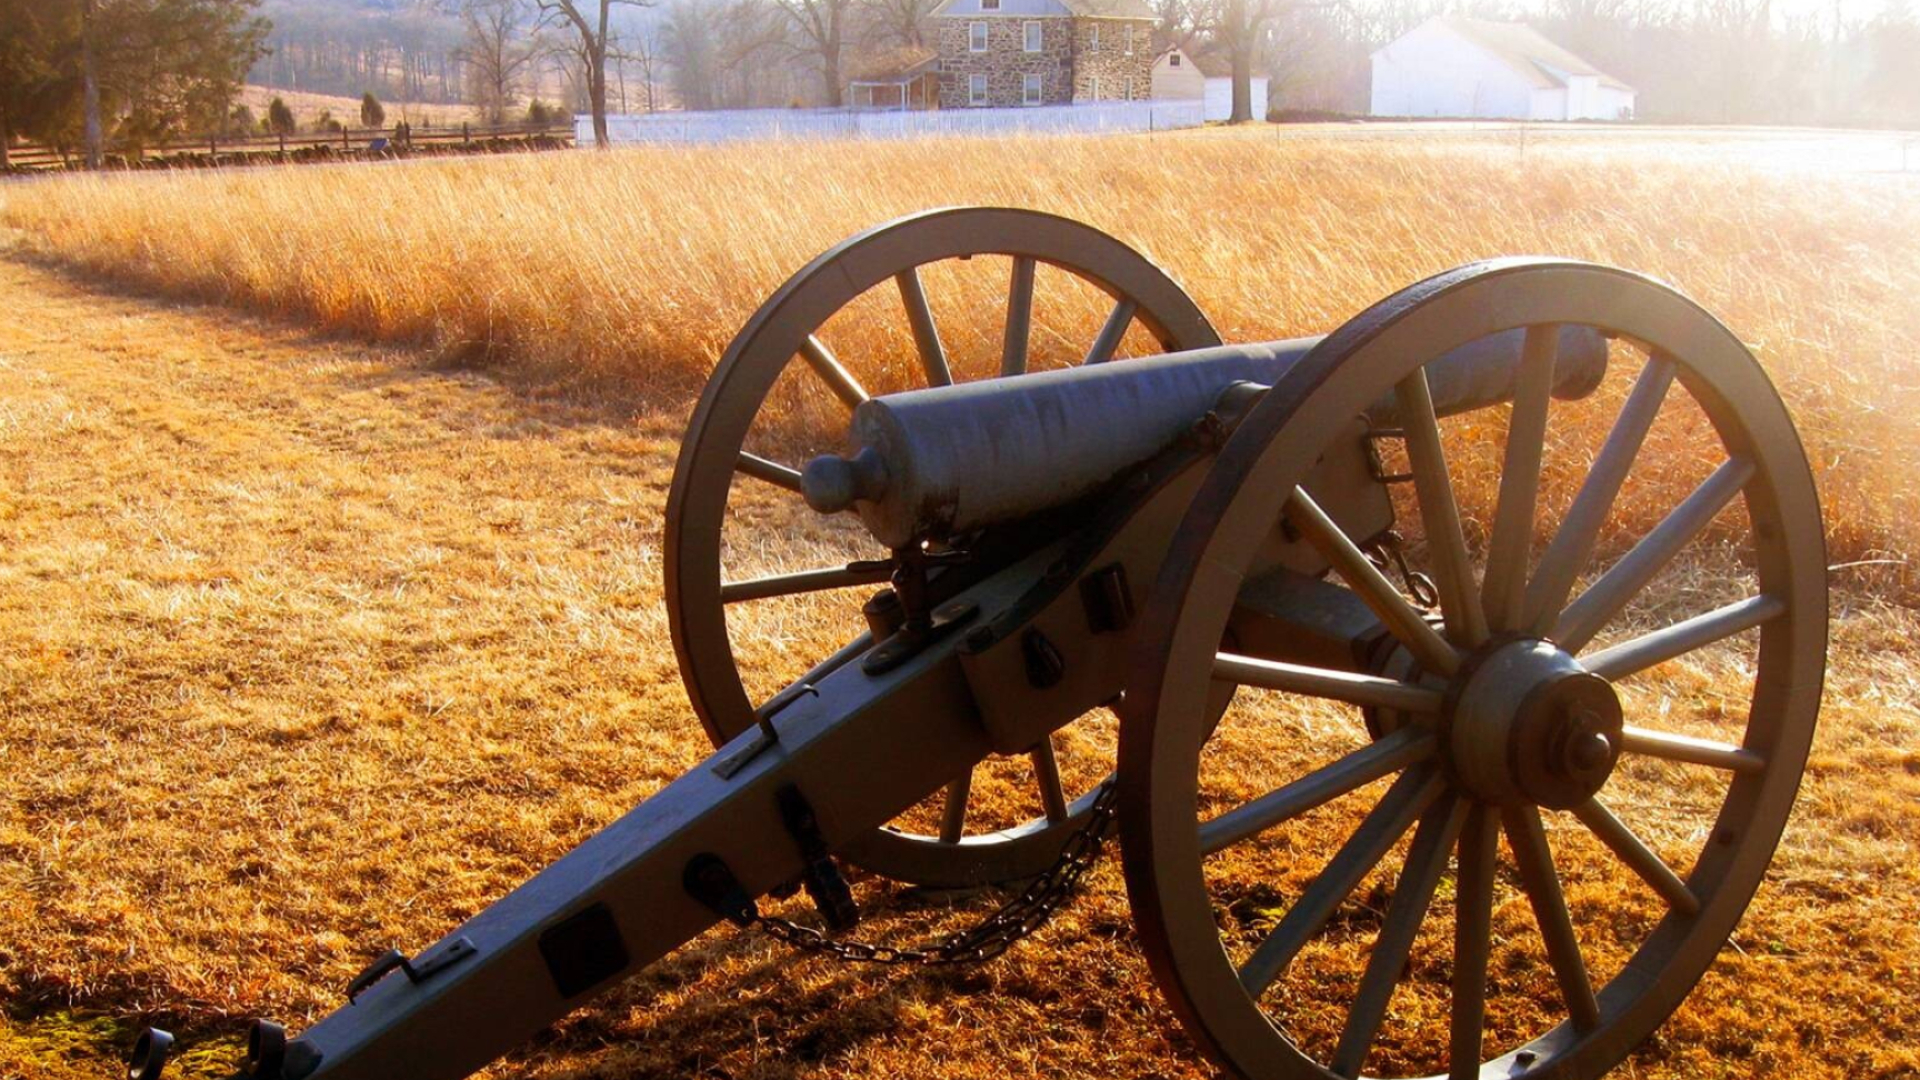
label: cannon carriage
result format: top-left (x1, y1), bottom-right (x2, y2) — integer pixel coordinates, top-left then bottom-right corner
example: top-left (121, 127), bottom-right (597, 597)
top-left (128, 208), bottom-right (1826, 1080)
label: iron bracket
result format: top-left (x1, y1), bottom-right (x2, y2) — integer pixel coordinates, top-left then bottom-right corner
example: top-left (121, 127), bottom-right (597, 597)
top-left (344, 937), bottom-right (476, 1004)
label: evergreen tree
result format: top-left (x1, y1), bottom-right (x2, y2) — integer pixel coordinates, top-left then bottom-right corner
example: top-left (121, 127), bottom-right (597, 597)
top-left (359, 90), bottom-right (384, 127)
top-left (0, 0), bottom-right (267, 165)
top-left (265, 93), bottom-right (294, 134)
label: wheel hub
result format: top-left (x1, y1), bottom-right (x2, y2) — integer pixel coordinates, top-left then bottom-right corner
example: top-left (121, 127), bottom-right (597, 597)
top-left (1446, 638), bottom-right (1623, 809)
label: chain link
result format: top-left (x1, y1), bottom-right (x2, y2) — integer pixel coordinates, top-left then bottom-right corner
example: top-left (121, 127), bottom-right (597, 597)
top-left (1365, 529), bottom-right (1441, 611)
top-left (749, 780), bottom-right (1119, 966)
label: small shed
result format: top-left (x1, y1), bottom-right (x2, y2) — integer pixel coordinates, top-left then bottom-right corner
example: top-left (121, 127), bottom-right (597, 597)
top-left (1369, 17), bottom-right (1635, 120)
top-left (1151, 42), bottom-right (1268, 122)
top-left (848, 47), bottom-right (942, 110)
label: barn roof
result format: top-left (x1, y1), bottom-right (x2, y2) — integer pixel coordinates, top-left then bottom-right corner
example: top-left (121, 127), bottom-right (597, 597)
top-left (1150, 34), bottom-right (1236, 77)
top-left (932, 0), bottom-right (1153, 18)
top-left (1422, 17), bottom-right (1633, 93)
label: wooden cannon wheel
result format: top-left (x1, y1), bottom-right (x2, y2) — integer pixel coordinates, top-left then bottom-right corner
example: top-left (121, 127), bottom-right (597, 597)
top-left (665, 207), bottom-right (1222, 887)
top-left (1119, 261), bottom-right (1827, 1079)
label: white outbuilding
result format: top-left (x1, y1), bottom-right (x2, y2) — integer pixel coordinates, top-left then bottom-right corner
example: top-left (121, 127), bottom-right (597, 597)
top-left (1369, 17), bottom-right (1635, 121)
top-left (1152, 43), bottom-right (1269, 122)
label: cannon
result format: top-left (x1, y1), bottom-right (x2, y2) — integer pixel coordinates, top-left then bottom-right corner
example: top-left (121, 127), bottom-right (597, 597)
top-left (124, 207), bottom-right (1826, 1080)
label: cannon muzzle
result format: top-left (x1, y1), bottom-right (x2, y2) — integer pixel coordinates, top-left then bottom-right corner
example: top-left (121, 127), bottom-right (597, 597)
top-left (806, 326), bottom-right (1607, 547)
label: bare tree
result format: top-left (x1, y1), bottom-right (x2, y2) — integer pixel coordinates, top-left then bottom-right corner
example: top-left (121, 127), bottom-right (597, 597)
top-left (535, 0), bottom-right (651, 146)
top-left (1185, 0), bottom-right (1288, 121)
top-left (771, 0), bottom-right (853, 106)
top-left (617, 20), bottom-right (667, 111)
top-left (457, 0), bottom-right (540, 123)
top-left (861, 0), bottom-right (940, 48)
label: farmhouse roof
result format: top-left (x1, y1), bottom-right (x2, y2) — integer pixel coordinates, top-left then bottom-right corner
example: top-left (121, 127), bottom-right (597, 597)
top-left (1419, 17), bottom-right (1634, 93)
top-left (1058, 0), bottom-right (1156, 19)
top-left (932, 0), bottom-right (1153, 18)
top-left (846, 46), bottom-right (940, 82)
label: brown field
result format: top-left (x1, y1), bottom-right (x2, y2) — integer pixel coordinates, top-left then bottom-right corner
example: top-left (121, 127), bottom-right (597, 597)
top-left (0, 132), bottom-right (1917, 1080)
top-left (235, 85), bottom-right (477, 129)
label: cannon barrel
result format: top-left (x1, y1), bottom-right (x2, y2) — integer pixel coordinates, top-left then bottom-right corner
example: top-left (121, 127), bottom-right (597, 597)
top-left (805, 326), bottom-right (1608, 547)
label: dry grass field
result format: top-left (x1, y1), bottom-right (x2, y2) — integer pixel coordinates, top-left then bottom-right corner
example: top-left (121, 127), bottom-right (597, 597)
top-left (0, 131), bottom-right (1917, 1080)
top-left (234, 86), bottom-right (476, 129)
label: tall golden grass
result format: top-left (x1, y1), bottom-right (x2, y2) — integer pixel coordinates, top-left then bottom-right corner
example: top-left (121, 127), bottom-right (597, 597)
top-left (6, 134), bottom-right (1916, 597)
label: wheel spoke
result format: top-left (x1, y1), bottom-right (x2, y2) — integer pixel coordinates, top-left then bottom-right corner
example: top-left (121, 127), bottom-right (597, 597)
top-left (1450, 802), bottom-right (1498, 1080)
top-left (798, 334), bottom-right (869, 410)
top-left (1331, 796), bottom-right (1469, 1078)
top-left (939, 769), bottom-right (973, 843)
top-left (1525, 354), bottom-right (1677, 634)
top-left (1555, 456), bottom-right (1753, 652)
top-left (1503, 806), bottom-right (1600, 1031)
top-left (1001, 256), bottom-right (1036, 377)
top-left (1238, 768), bottom-right (1444, 996)
top-left (1395, 366), bottom-right (1488, 646)
top-left (1214, 652), bottom-right (1444, 714)
top-left (1618, 725), bottom-right (1766, 774)
top-left (896, 267), bottom-right (953, 387)
top-left (1481, 324), bottom-right (1560, 633)
top-left (1031, 737), bottom-right (1070, 823)
top-left (1285, 489), bottom-right (1461, 676)
top-left (1572, 797), bottom-right (1701, 915)
top-left (719, 562), bottom-right (893, 603)
top-left (1200, 728), bottom-right (1436, 855)
top-left (1082, 297), bottom-right (1137, 365)
top-left (1582, 595), bottom-right (1784, 679)
top-left (736, 451), bottom-right (804, 494)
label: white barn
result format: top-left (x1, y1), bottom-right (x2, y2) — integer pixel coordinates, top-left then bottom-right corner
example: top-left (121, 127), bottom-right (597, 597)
top-left (1152, 43), bottom-right (1269, 122)
top-left (1370, 17), bottom-right (1635, 121)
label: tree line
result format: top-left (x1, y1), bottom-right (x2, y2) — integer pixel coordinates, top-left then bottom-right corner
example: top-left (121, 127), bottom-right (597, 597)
top-left (3, 0), bottom-right (1915, 168)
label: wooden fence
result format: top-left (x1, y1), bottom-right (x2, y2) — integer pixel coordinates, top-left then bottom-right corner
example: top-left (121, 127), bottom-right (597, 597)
top-left (3, 120), bottom-right (574, 171)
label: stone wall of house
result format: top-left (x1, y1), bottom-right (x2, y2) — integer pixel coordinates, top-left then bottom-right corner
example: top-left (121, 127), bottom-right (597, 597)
top-left (1069, 18), bottom-right (1156, 101)
top-left (935, 17), bottom-right (1074, 108)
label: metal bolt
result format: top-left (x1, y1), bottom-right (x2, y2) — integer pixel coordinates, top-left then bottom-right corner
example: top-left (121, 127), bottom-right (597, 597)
top-left (1569, 730), bottom-right (1612, 772)
top-left (964, 625), bottom-right (995, 651)
top-left (1516, 1048), bottom-right (1538, 1067)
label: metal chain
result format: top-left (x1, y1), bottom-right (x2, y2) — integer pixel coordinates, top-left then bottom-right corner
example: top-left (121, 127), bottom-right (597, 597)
top-left (1365, 529), bottom-right (1441, 611)
top-left (750, 780), bottom-right (1120, 966)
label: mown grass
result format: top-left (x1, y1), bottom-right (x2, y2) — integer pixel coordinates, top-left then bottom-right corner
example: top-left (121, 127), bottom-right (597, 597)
top-left (0, 133), bottom-right (1917, 1080)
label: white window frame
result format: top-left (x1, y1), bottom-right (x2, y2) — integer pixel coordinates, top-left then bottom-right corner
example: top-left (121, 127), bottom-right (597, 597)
top-left (969, 21), bottom-right (988, 52)
top-left (1090, 23), bottom-right (1100, 49)
top-left (1023, 20), bottom-right (1042, 52)
top-left (1169, 51), bottom-right (1181, 66)
top-left (1089, 75), bottom-right (1099, 100)
top-left (969, 73), bottom-right (989, 105)
top-left (1124, 24), bottom-right (1134, 54)
top-left (1023, 72), bottom-right (1043, 104)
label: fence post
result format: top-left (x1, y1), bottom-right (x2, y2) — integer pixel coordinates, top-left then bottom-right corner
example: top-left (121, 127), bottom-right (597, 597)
top-left (278, 132), bottom-right (286, 155)
top-left (210, 135), bottom-right (217, 159)
top-left (463, 121), bottom-right (470, 145)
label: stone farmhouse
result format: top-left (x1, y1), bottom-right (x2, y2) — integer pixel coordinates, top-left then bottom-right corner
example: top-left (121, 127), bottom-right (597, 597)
top-left (928, 0), bottom-right (1157, 109)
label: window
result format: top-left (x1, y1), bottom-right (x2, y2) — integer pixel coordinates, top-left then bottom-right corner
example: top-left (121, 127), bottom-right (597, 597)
top-left (969, 21), bottom-right (987, 51)
top-left (1024, 21), bottom-right (1042, 51)
top-left (1090, 23), bottom-right (1100, 49)
top-left (1023, 72), bottom-right (1043, 104)
top-left (969, 73), bottom-right (988, 105)
top-left (1169, 52), bottom-right (1181, 66)
top-left (1124, 24), bottom-right (1134, 53)
top-left (1089, 75), bottom-right (1099, 100)
top-left (981, 0), bottom-right (1000, 8)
